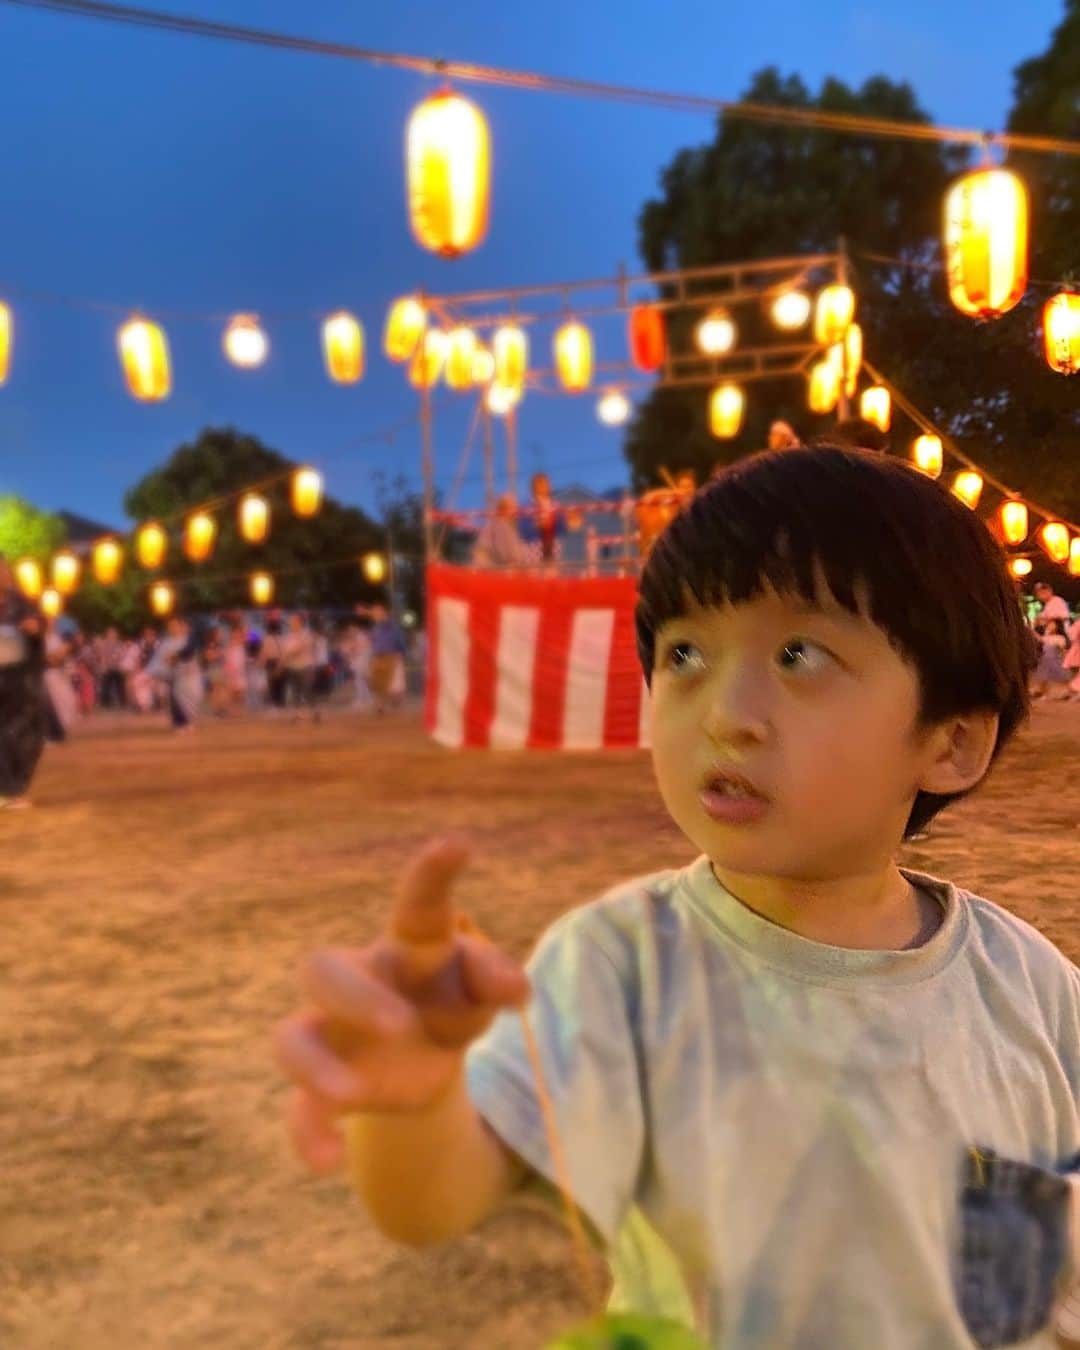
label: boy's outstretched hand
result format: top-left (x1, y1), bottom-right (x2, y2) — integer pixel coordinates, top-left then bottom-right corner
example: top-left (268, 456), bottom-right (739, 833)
top-left (273, 837), bottom-right (531, 1175)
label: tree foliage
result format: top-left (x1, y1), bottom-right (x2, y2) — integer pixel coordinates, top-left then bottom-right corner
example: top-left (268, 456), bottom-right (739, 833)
top-left (629, 55), bottom-right (1080, 522)
top-left (0, 496), bottom-right (65, 561)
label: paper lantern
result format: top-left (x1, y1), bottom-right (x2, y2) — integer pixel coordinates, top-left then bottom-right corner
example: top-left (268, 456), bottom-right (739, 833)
top-left (493, 325), bottom-right (528, 390)
top-left (951, 471), bottom-right (984, 510)
top-left (136, 522), bottom-right (168, 570)
top-left (40, 588), bottom-right (62, 618)
top-left (239, 494), bottom-right (270, 544)
top-left (51, 551), bottom-right (81, 596)
top-left (1044, 292), bottom-right (1080, 375)
top-left (321, 311), bottom-right (364, 384)
top-left (597, 389), bottom-right (631, 427)
top-left (554, 321), bottom-right (593, 393)
top-left (15, 558), bottom-right (42, 599)
top-left (860, 386), bottom-right (891, 433)
top-left (408, 329), bottom-right (448, 389)
top-left (843, 324), bottom-right (863, 397)
top-left (1069, 537), bottom-right (1080, 577)
top-left (149, 582), bottom-right (175, 617)
top-left (250, 572), bottom-right (274, 606)
top-left (944, 168), bottom-right (1028, 319)
top-left (695, 310), bottom-right (736, 357)
top-left (813, 285), bottom-right (855, 345)
top-left (384, 297), bottom-right (427, 362)
top-left (223, 315), bottom-right (268, 368)
top-left (808, 359), bottom-right (841, 414)
top-left (117, 317), bottom-right (171, 401)
top-left (1039, 520), bottom-right (1070, 564)
top-left (406, 89), bottom-right (490, 258)
top-left (486, 382), bottom-right (521, 417)
top-left (912, 434), bottom-right (943, 479)
top-left (184, 512), bottom-right (217, 563)
top-left (0, 301), bottom-right (12, 384)
top-left (709, 383), bottom-right (745, 439)
top-left (1008, 557), bottom-right (1033, 579)
top-left (291, 467), bottom-right (323, 518)
top-left (92, 538), bottom-right (123, 585)
top-left (999, 501), bottom-right (1029, 546)
top-left (445, 327), bottom-right (479, 391)
top-left (771, 289), bottom-right (812, 331)
top-left (629, 305), bottom-right (666, 371)
top-left (471, 344), bottom-right (495, 385)
top-left (362, 552), bottom-right (388, 584)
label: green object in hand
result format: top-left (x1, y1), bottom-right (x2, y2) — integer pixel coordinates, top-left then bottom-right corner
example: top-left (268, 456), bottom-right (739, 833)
top-left (546, 1311), bottom-right (709, 1349)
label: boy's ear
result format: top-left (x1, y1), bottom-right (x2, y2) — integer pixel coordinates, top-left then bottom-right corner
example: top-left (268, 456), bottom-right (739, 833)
top-left (917, 711), bottom-right (1000, 796)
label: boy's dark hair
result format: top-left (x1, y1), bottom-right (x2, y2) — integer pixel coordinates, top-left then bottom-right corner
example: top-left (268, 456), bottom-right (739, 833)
top-left (824, 417), bottom-right (890, 453)
top-left (636, 445), bottom-right (1035, 838)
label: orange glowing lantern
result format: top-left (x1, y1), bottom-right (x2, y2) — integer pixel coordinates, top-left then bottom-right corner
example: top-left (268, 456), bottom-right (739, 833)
top-left (860, 386), bottom-right (891, 433)
top-left (486, 382), bottom-right (521, 418)
top-left (628, 305), bottom-right (666, 371)
top-left (1039, 520), bottom-right (1070, 564)
top-left (406, 89), bottom-right (490, 258)
top-left (445, 327), bottom-right (479, 391)
top-left (814, 285), bottom-right (855, 345)
top-left (223, 315), bottom-right (268, 368)
top-left (118, 317), bottom-right (171, 401)
top-left (695, 310), bottom-right (737, 357)
top-left (843, 324), bottom-right (863, 397)
top-left (291, 467), bottom-right (323, 518)
top-left (554, 320), bottom-right (593, 393)
top-left (944, 168), bottom-right (1028, 318)
top-left (708, 383), bottom-right (745, 439)
top-left (808, 359), bottom-right (841, 414)
top-left (184, 512), bottom-right (217, 563)
top-left (1044, 292), bottom-right (1080, 375)
top-left (15, 558), bottom-right (42, 599)
top-left (1008, 557), bottom-right (1033, 579)
top-left (1069, 537), bottom-right (1080, 577)
top-left (771, 289), bottom-right (811, 331)
top-left (92, 538), bottom-right (123, 585)
top-left (239, 494), bottom-right (270, 545)
top-left (149, 582), bottom-right (175, 617)
top-left (362, 552), bottom-right (388, 584)
top-left (493, 325), bottom-right (528, 390)
top-left (136, 522), bottom-right (167, 570)
top-left (912, 434), bottom-right (943, 479)
top-left (597, 389), bottom-right (631, 427)
top-left (250, 572), bottom-right (274, 606)
top-left (0, 301), bottom-right (12, 384)
top-left (40, 588), bottom-right (62, 618)
top-left (51, 551), bottom-right (81, 596)
top-left (321, 311), bottom-right (364, 384)
top-left (408, 329), bottom-right (448, 389)
top-left (384, 296), bottom-right (427, 362)
top-left (951, 471), bottom-right (984, 510)
top-left (999, 501), bottom-right (1029, 546)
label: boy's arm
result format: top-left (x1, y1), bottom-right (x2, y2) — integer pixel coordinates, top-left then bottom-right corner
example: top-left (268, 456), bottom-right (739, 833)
top-left (346, 1068), bottom-right (527, 1246)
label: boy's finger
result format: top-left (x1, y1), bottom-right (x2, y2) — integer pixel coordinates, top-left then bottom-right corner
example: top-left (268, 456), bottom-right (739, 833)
top-left (459, 938), bottom-right (532, 1008)
top-left (286, 1087), bottom-right (345, 1174)
top-left (273, 1011), bottom-right (364, 1104)
top-left (302, 950), bottom-right (415, 1036)
top-left (388, 837), bottom-right (471, 949)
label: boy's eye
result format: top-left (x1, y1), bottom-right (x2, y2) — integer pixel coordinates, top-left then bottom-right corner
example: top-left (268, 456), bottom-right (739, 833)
top-left (777, 638), bottom-right (834, 675)
top-left (664, 640), bottom-right (706, 674)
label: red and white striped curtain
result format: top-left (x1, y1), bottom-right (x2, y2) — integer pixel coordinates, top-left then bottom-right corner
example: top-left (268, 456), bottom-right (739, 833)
top-left (424, 564), bottom-right (651, 750)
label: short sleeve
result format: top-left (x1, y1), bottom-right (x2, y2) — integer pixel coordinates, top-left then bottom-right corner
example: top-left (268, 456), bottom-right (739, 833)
top-left (464, 909), bottom-right (645, 1248)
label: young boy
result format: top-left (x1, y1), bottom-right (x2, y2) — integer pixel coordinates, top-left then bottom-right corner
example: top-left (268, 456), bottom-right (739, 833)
top-left (274, 447), bottom-right (1079, 1348)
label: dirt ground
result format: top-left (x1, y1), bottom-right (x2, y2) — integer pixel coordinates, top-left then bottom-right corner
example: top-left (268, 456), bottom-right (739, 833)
top-left (2, 700), bottom-right (1078, 1349)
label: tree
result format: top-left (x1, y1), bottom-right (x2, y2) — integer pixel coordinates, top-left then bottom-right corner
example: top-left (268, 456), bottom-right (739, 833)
top-left (0, 496), bottom-right (65, 561)
top-left (68, 428), bottom-right (386, 630)
top-left (629, 63), bottom-right (1080, 522)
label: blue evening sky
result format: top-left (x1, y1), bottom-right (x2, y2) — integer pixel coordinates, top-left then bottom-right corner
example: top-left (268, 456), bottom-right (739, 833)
top-left (0, 0), bottom-right (1064, 528)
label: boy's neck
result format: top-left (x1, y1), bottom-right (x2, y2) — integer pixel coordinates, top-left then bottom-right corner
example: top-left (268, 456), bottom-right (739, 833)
top-left (709, 861), bottom-right (942, 952)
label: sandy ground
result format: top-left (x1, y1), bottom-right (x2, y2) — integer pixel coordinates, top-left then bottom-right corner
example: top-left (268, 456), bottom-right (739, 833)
top-left (2, 699), bottom-right (1078, 1349)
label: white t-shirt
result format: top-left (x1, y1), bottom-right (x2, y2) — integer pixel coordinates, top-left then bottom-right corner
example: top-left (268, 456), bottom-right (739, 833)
top-left (1040, 595), bottom-right (1071, 622)
top-left (466, 858), bottom-right (1080, 1348)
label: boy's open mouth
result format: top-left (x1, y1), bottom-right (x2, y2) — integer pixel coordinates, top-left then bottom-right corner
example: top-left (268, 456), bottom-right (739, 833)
top-left (701, 768), bottom-right (770, 801)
